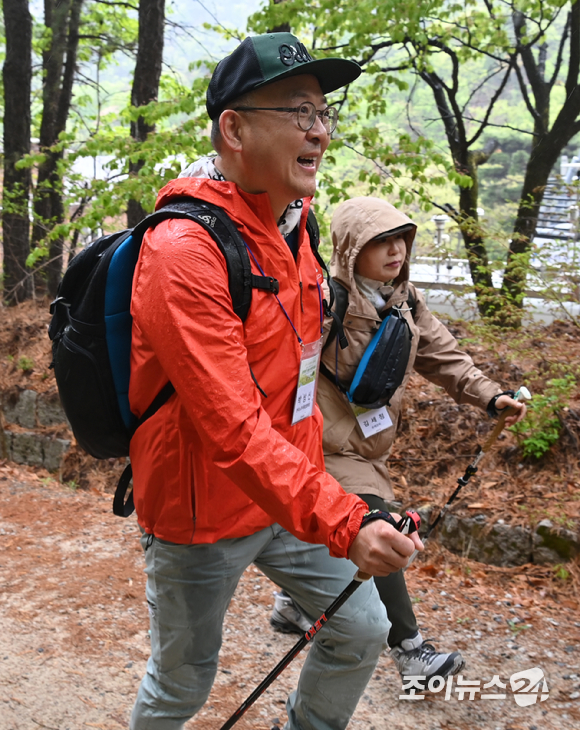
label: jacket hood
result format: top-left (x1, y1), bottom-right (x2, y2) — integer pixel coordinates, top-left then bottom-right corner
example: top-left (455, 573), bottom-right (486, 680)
top-left (330, 197), bottom-right (417, 291)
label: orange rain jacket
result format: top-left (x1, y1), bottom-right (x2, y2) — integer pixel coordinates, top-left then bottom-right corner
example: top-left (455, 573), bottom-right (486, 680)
top-left (128, 177), bottom-right (367, 556)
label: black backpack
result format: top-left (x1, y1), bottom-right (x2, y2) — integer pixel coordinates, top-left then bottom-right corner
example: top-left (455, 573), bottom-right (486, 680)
top-left (48, 198), bottom-right (326, 516)
top-left (324, 279), bottom-right (416, 351)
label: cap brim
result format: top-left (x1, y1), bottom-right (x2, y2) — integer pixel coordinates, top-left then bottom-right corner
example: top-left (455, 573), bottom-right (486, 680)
top-left (255, 57), bottom-right (361, 95)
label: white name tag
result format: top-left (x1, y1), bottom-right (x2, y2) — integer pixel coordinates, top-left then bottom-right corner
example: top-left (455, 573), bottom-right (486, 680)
top-left (351, 404), bottom-right (393, 439)
top-left (291, 338), bottom-right (323, 425)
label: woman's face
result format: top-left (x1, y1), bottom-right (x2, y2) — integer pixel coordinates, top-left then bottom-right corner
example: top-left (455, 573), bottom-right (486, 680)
top-left (354, 233), bottom-right (407, 281)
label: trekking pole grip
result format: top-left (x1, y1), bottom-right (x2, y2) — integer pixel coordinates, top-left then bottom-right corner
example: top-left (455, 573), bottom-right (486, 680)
top-left (481, 386), bottom-right (532, 453)
top-left (355, 571), bottom-right (372, 582)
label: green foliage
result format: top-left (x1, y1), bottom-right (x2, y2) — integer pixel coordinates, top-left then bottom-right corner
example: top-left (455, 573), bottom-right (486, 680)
top-left (507, 619), bottom-right (532, 635)
top-left (246, 0), bottom-right (579, 325)
top-left (553, 563), bottom-right (571, 581)
top-left (17, 356), bottom-right (34, 372)
top-left (511, 376), bottom-right (577, 459)
top-left (3, 0), bottom-right (577, 329)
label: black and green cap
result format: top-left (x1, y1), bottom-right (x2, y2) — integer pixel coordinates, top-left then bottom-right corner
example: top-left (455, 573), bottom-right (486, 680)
top-left (206, 32), bottom-right (361, 120)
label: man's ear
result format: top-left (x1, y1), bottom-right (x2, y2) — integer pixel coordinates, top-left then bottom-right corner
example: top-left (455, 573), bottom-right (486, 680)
top-left (219, 110), bottom-right (244, 153)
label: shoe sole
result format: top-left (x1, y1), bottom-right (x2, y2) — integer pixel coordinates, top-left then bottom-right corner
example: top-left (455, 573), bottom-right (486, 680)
top-left (270, 617), bottom-right (305, 635)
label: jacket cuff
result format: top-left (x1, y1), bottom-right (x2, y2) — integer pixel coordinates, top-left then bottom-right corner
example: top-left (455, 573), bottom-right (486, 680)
top-left (343, 501), bottom-right (372, 558)
top-left (486, 389), bottom-right (515, 418)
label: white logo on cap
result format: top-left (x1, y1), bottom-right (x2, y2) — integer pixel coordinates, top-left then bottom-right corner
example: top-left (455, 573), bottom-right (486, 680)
top-left (279, 42), bottom-right (314, 67)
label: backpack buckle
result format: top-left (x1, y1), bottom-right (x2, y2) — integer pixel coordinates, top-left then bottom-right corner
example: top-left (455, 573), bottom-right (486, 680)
top-left (251, 274), bottom-right (280, 295)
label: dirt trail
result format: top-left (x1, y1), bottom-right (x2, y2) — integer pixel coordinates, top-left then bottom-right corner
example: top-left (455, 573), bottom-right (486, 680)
top-left (1, 462), bottom-right (579, 730)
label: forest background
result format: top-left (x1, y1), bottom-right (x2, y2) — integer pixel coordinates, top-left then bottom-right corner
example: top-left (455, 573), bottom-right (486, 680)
top-left (3, 0), bottom-right (580, 315)
top-left (2, 0), bottom-right (580, 461)
top-left (2, 11), bottom-right (580, 727)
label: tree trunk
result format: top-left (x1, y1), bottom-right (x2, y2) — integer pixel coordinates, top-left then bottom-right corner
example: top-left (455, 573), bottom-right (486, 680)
top-left (499, 2), bottom-right (580, 327)
top-left (499, 108), bottom-right (580, 327)
top-left (32, 0), bottom-right (83, 298)
top-left (456, 149), bottom-right (497, 318)
top-left (127, 0), bottom-right (166, 228)
top-left (427, 68), bottom-right (497, 318)
top-left (2, 0), bottom-right (33, 304)
top-left (268, 0), bottom-right (291, 33)
top-left (500, 130), bottom-right (571, 325)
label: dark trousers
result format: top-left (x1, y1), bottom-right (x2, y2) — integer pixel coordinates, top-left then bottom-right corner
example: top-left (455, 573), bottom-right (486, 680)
top-left (359, 493), bottom-right (419, 648)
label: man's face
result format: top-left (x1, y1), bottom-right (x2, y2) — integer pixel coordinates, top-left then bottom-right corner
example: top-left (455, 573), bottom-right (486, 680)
top-left (234, 75), bottom-right (331, 217)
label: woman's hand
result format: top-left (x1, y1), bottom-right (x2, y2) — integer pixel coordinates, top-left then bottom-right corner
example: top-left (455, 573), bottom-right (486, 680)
top-left (495, 394), bottom-right (527, 426)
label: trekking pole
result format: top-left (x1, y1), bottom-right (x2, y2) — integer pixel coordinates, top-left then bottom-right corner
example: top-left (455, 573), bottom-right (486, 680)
top-left (406, 385), bottom-right (532, 566)
top-left (219, 509), bottom-right (421, 730)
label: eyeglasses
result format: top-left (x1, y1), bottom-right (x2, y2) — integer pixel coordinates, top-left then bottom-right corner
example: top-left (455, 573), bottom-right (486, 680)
top-left (233, 101), bottom-right (338, 134)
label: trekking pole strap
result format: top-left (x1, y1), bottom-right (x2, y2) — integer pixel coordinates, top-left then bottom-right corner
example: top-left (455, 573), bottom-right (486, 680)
top-left (113, 463), bottom-right (134, 518)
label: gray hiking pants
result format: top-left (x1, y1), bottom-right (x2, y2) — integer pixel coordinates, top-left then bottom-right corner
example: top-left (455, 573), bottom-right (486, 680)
top-left (129, 523), bottom-right (389, 730)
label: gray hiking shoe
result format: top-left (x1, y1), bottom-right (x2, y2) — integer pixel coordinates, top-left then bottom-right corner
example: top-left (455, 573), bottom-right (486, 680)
top-left (390, 631), bottom-right (465, 687)
top-left (270, 591), bottom-right (311, 634)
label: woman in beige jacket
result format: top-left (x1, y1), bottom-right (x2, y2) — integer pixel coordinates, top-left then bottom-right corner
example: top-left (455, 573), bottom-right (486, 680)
top-left (271, 196), bottom-right (526, 686)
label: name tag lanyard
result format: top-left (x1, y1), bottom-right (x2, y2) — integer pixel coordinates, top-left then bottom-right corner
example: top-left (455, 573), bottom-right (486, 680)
top-left (244, 243), bottom-right (324, 425)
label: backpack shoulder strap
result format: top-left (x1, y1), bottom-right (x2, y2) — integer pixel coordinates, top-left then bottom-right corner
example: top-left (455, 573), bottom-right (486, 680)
top-left (305, 207), bottom-right (336, 314)
top-left (306, 207), bottom-right (320, 251)
top-left (114, 200), bottom-right (271, 517)
top-left (323, 279), bottom-right (349, 352)
top-left (406, 285), bottom-right (417, 320)
top-left (135, 198), bottom-right (282, 321)
top-left (138, 198), bottom-right (261, 321)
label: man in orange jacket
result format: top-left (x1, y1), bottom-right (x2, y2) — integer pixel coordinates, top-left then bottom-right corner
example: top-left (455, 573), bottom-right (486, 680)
top-left (128, 33), bottom-right (423, 730)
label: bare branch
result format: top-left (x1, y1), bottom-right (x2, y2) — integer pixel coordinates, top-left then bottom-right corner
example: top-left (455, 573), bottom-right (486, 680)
top-left (192, 0), bottom-right (241, 40)
top-left (467, 61), bottom-right (513, 147)
top-left (426, 39), bottom-right (461, 95)
top-left (92, 0), bottom-right (138, 9)
top-left (419, 68), bottom-right (464, 156)
top-left (461, 115), bottom-right (536, 137)
top-left (164, 18), bottom-right (217, 59)
top-left (448, 34), bottom-right (510, 64)
top-left (566, 2), bottom-right (580, 97)
top-left (483, 0), bottom-right (496, 19)
top-left (513, 9), bottom-right (549, 120)
top-left (342, 141), bottom-right (394, 181)
top-left (461, 65), bottom-right (505, 115)
top-left (376, 63), bottom-right (411, 74)
top-left (550, 10), bottom-right (570, 89)
top-left (356, 38), bottom-right (400, 68)
top-left (512, 55), bottom-right (542, 124)
top-left (406, 74), bottom-right (423, 139)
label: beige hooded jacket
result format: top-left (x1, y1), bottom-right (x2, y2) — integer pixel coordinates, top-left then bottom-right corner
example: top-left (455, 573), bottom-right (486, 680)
top-left (318, 196), bottom-right (502, 501)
